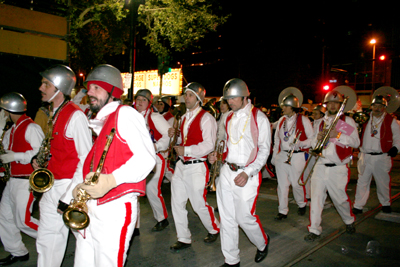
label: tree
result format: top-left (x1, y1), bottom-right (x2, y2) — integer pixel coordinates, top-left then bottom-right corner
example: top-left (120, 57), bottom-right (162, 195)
top-left (138, 0), bottom-right (229, 58)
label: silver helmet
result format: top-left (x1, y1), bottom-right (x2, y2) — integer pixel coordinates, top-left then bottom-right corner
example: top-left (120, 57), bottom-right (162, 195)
top-left (84, 64), bottom-right (124, 98)
top-left (0, 92), bottom-right (27, 113)
top-left (158, 96), bottom-right (171, 106)
top-left (371, 95), bottom-right (388, 107)
top-left (324, 90), bottom-right (345, 103)
top-left (184, 82), bottom-right (206, 104)
top-left (222, 78), bottom-right (250, 99)
top-left (135, 89), bottom-right (153, 102)
top-left (313, 104), bottom-right (327, 113)
top-left (280, 94), bottom-right (300, 108)
top-left (40, 65), bottom-right (76, 96)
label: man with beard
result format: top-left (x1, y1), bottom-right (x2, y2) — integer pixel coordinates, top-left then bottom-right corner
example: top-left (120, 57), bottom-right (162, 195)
top-left (0, 93), bottom-right (43, 266)
top-left (168, 82), bottom-right (220, 251)
top-left (353, 95), bottom-right (400, 214)
top-left (304, 91), bottom-right (359, 242)
top-left (32, 65), bottom-right (92, 267)
top-left (71, 64), bottom-right (156, 267)
top-left (134, 89), bottom-right (171, 232)
top-left (208, 78), bottom-right (271, 266)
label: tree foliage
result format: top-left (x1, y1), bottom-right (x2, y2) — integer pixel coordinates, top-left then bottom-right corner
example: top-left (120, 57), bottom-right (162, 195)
top-left (138, 0), bottom-right (229, 57)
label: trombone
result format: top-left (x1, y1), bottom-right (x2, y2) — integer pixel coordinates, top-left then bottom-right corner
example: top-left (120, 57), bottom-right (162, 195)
top-left (298, 97), bottom-right (349, 186)
top-left (284, 130), bottom-right (302, 165)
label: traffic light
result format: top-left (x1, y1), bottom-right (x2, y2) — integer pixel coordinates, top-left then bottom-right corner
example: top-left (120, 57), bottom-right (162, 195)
top-left (158, 55), bottom-right (172, 76)
top-left (379, 55), bottom-right (386, 60)
top-left (323, 84), bottom-right (330, 91)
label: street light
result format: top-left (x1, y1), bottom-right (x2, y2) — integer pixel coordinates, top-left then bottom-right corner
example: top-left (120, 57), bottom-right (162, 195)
top-left (370, 39), bottom-right (376, 92)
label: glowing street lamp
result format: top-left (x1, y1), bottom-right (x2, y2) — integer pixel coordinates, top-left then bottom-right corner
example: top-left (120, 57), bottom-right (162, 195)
top-left (370, 39), bottom-right (376, 91)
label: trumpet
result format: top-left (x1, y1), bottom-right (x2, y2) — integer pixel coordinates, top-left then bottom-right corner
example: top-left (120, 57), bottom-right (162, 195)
top-left (63, 128), bottom-right (116, 230)
top-left (208, 140), bottom-right (225, 192)
top-left (284, 130), bottom-right (302, 165)
top-left (298, 97), bottom-right (349, 186)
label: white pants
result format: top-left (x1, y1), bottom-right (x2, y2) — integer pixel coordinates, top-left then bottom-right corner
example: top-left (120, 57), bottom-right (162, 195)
top-left (354, 153), bottom-right (392, 209)
top-left (217, 165), bottom-right (268, 265)
top-left (275, 152), bottom-right (307, 215)
top-left (37, 179), bottom-right (71, 267)
top-left (0, 178), bottom-right (38, 256)
top-left (73, 194), bottom-right (138, 267)
top-left (171, 160), bottom-right (219, 244)
top-left (308, 163), bottom-right (355, 235)
top-left (146, 154), bottom-right (168, 222)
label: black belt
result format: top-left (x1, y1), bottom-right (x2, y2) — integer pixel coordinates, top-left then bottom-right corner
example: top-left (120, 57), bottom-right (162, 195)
top-left (12, 176), bottom-right (29, 180)
top-left (283, 150), bottom-right (304, 153)
top-left (324, 163), bottom-right (336, 167)
top-left (182, 159), bottom-right (205, 165)
top-left (224, 161), bottom-right (245, 172)
top-left (367, 152), bottom-right (384, 155)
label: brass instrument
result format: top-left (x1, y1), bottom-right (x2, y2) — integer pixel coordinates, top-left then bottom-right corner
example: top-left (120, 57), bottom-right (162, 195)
top-left (284, 130), bottom-right (302, 165)
top-left (203, 98), bottom-right (219, 119)
top-left (208, 140), bottom-right (225, 192)
top-left (0, 122), bottom-right (12, 182)
top-left (63, 128), bottom-right (116, 230)
top-left (298, 97), bottom-right (349, 186)
top-left (29, 102), bottom-right (58, 193)
top-left (166, 113), bottom-right (181, 164)
top-left (353, 111), bottom-right (370, 134)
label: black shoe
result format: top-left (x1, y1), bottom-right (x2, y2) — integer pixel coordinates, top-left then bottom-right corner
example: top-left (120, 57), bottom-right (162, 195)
top-left (304, 233), bottom-right (320, 242)
top-left (346, 222), bottom-right (356, 234)
top-left (220, 262), bottom-right (240, 267)
top-left (255, 234), bottom-right (270, 263)
top-left (382, 206), bottom-right (392, 213)
top-left (352, 207), bottom-right (363, 215)
top-left (170, 241), bottom-right (191, 251)
top-left (204, 232), bottom-right (219, 243)
top-left (274, 213), bottom-right (287, 221)
top-left (298, 206), bottom-right (306, 216)
top-left (0, 254), bottom-right (29, 266)
top-left (152, 219), bottom-right (169, 231)
top-left (133, 228), bottom-right (140, 237)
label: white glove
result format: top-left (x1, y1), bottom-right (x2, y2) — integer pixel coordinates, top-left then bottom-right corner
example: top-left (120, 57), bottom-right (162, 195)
top-left (79, 172), bottom-right (117, 199)
top-left (0, 151), bottom-right (15, 163)
top-left (0, 109), bottom-right (7, 130)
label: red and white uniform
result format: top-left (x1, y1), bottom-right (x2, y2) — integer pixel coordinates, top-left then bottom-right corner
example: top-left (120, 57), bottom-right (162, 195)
top-left (272, 114), bottom-right (313, 215)
top-left (37, 102), bottom-right (92, 267)
top-left (0, 115), bottom-right (43, 257)
top-left (140, 109), bottom-right (170, 223)
top-left (354, 112), bottom-right (400, 210)
top-left (308, 115), bottom-right (359, 236)
top-left (161, 110), bottom-right (177, 181)
top-left (74, 102), bottom-right (156, 267)
top-left (171, 105), bottom-right (219, 244)
top-left (218, 100), bottom-right (271, 265)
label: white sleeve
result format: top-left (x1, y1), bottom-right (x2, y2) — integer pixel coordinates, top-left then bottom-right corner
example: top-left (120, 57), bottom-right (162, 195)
top-left (112, 106), bottom-right (156, 184)
top-left (152, 113), bottom-right (172, 153)
top-left (391, 118), bottom-right (400, 151)
top-left (12, 123), bottom-right (44, 164)
top-left (298, 115), bottom-right (314, 149)
top-left (336, 117), bottom-right (360, 149)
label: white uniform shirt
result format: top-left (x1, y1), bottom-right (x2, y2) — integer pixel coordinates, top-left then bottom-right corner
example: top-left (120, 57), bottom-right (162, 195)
top-left (224, 100), bottom-right (271, 178)
top-left (360, 112), bottom-right (400, 153)
top-left (217, 110), bottom-right (232, 144)
top-left (177, 105), bottom-right (216, 159)
top-left (89, 101), bottom-right (156, 185)
top-left (141, 110), bottom-right (170, 153)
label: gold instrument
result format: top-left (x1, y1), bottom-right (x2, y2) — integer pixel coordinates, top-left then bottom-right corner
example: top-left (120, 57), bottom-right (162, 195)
top-left (166, 113), bottom-right (181, 164)
top-left (203, 98), bottom-right (219, 119)
top-left (0, 122), bottom-right (12, 182)
top-left (284, 130), bottom-right (302, 165)
top-left (29, 102), bottom-right (57, 193)
top-left (353, 111), bottom-right (370, 134)
top-left (63, 128), bottom-right (116, 230)
top-left (208, 140), bottom-right (225, 192)
top-left (298, 97), bottom-right (349, 186)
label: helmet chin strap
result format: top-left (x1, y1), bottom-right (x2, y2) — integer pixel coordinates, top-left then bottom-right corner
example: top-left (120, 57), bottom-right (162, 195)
top-left (47, 89), bottom-right (60, 103)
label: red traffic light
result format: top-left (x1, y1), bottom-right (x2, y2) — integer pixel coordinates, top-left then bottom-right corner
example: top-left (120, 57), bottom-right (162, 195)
top-left (323, 84), bottom-right (330, 91)
top-left (379, 55), bottom-right (386, 60)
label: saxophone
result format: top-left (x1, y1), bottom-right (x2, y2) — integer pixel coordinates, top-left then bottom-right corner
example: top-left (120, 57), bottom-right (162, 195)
top-left (0, 123), bottom-right (12, 182)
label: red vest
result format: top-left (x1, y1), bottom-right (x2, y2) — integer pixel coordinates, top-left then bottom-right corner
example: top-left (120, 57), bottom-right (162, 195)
top-left (223, 107), bottom-right (260, 166)
top-left (47, 102), bottom-right (80, 179)
top-left (83, 105), bottom-right (146, 205)
top-left (147, 112), bottom-right (162, 142)
top-left (277, 114), bottom-right (309, 153)
top-left (8, 114), bottom-right (35, 176)
top-left (180, 109), bottom-right (207, 161)
top-left (163, 111), bottom-right (174, 121)
top-left (319, 115), bottom-right (352, 162)
top-left (360, 113), bottom-right (394, 153)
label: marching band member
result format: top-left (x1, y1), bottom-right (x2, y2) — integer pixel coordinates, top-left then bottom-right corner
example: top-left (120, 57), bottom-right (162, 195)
top-left (33, 65), bottom-right (92, 267)
top-left (353, 94), bottom-right (400, 214)
top-left (0, 93), bottom-right (44, 266)
top-left (134, 89), bottom-right (171, 231)
top-left (169, 82), bottom-right (220, 251)
top-left (72, 64), bottom-right (156, 266)
top-left (272, 90), bottom-right (313, 220)
top-left (217, 98), bottom-right (232, 144)
top-left (209, 78), bottom-right (271, 266)
top-left (305, 90), bottom-right (359, 241)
